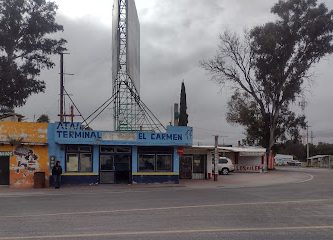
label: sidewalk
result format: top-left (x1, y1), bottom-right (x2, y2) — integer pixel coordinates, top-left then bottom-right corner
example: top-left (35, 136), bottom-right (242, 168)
top-left (0, 168), bottom-right (312, 194)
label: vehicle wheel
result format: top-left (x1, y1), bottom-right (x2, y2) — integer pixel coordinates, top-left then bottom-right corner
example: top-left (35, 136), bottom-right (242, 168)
top-left (222, 168), bottom-right (229, 175)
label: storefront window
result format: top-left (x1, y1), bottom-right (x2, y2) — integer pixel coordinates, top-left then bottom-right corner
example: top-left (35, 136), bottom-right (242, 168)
top-left (100, 155), bottom-right (114, 171)
top-left (138, 154), bottom-right (155, 171)
top-left (156, 155), bottom-right (172, 171)
top-left (79, 146), bottom-right (92, 152)
top-left (100, 146), bottom-right (115, 154)
top-left (80, 153), bottom-right (93, 172)
top-left (66, 154), bottom-right (79, 172)
top-left (116, 147), bottom-right (131, 153)
top-left (67, 145), bottom-right (79, 152)
top-left (137, 147), bottom-right (173, 172)
top-left (66, 145), bottom-right (92, 172)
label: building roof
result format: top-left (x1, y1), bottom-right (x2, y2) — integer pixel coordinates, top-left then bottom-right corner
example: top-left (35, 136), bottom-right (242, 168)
top-left (275, 154), bottom-right (293, 159)
top-left (0, 113), bottom-right (25, 121)
top-left (220, 146), bottom-right (266, 153)
top-left (190, 145), bottom-right (266, 156)
top-left (307, 155), bottom-right (331, 159)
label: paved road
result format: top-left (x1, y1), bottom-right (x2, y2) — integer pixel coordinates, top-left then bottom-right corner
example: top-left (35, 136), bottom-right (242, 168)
top-left (0, 167), bottom-right (332, 240)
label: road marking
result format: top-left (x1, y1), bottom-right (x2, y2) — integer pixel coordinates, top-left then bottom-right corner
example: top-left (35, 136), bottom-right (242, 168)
top-left (0, 190), bottom-right (154, 198)
top-left (216, 172), bottom-right (315, 189)
top-left (0, 225), bottom-right (332, 239)
top-left (295, 173), bottom-right (314, 183)
top-left (0, 193), bottom-right (64, 198)
top-left (1, 198), bottom-right (332, 219)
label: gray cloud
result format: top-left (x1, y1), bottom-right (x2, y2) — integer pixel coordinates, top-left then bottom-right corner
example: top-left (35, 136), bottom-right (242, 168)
top-left (19, 0), bottom-right (333, 145)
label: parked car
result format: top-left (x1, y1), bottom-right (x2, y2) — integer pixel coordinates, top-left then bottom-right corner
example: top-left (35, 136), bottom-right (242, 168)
top-left (287, 160), bottom-right (302, 166)
top-left (212, 157), bottom-right (235, 175)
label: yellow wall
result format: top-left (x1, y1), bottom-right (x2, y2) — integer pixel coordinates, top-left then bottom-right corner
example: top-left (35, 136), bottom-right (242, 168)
top-left (0, 122), bottom-right (48, 188)
top-left (0, 122), bottom-right (47, 144)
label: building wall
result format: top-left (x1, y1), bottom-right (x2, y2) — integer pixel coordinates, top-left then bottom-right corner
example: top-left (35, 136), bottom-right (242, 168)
top-left (47, 142), bottom-right (99, 185)
top-left (0, 122), bottom-right (48, 188)
top-left (309, 155), bottom-right (333, 168)
top-left (207, 151), bottom-right (213, 177)
top-left (235, 156), bottom-right (263, 173)
top-left (48, 122), bottom-right (192, 184)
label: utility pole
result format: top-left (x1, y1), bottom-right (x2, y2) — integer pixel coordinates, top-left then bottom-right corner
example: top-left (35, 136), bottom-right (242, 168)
top-left (62, 105), bottom-right (80, 123)
top-left (306, 124), bottom-right (310, 159)
top-left (59, 53), bottom-right (73, 123)
top-left (59, 53), bottom-right (64, 122)
top-left (214, 135), bottom-right (219, 181)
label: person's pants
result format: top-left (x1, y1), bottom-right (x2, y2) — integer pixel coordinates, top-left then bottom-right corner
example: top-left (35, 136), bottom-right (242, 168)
top-left (53, 175), bottom-right (61, 188)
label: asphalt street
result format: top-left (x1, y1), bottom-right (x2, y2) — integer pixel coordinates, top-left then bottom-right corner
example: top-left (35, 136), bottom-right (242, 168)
top-left (0, 167), bottom-right (332, 240)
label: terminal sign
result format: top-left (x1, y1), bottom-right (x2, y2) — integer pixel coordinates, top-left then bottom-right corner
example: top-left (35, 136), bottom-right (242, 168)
top-left (56, 122), bottom-right (102, 140)
top-left (138, 132), bottom-right (183, 141)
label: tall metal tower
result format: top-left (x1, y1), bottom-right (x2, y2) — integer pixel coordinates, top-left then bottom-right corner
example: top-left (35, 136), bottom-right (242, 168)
top-left (112, 0), bottom-right (165, 132)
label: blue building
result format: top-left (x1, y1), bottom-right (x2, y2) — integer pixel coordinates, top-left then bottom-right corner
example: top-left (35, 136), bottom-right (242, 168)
top-left (48, 122), bottom-right (193, 184)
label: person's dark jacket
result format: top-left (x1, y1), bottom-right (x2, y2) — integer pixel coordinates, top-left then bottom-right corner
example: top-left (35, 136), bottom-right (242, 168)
top-left (52, 165), bottom-right (62, 176)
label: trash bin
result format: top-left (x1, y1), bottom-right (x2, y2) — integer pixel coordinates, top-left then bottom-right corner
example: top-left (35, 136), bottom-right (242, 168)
top-left (33, 172), bottom-right (46, 188)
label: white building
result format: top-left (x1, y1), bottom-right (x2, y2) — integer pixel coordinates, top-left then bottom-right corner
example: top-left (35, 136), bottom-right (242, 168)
top-left (307, 155), bottom-right (333, 168)
top-left (180, 146), bottom-right (267, 180)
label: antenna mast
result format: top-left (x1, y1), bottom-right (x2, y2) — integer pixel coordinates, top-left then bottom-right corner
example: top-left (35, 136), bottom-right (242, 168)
top-left (112, 0), bottom-right (165, 132)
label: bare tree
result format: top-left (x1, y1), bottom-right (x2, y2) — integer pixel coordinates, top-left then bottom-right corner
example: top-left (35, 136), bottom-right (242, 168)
top-left (202, 0), bottom-right (333, 169)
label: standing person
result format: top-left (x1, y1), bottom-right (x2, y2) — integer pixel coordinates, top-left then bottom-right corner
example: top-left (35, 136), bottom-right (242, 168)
top-left (52, 161), bottom-right (62, 189)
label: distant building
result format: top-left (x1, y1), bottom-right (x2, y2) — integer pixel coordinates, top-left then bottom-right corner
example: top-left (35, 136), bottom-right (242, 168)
top-left (180, 146), bottom-right (268, 180)
top-left (307, 155), bottom-right (333, 168)
top-left (0, 113), bottom-right (25, 122)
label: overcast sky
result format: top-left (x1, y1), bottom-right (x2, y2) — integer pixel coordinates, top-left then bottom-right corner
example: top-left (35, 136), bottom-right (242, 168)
top-left (18, 0), bottom-right (333, 146)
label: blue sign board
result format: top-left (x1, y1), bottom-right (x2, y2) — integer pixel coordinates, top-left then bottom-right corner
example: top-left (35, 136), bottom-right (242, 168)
top-left (136, 127), bottom-right (192, 145)
top-left (49, 122), bottom-right (192, 146)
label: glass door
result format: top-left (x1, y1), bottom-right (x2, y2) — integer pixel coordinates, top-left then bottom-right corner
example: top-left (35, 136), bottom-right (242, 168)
top-left (99, 146), bottom-right (132, 184)
top-left (114, 154), bottom-right (131, 184)
top-left (180, 156), bottom-right (193, 179)
top-left (99, 155), bottom-right (115, 184)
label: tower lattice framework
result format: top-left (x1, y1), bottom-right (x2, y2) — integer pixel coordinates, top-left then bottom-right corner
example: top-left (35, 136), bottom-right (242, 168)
top-left (113, 0), bottom-right (164, 132)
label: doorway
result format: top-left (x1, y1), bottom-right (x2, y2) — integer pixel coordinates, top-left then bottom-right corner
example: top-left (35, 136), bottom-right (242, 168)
top-left (0, 156), bottom-right (10, 185)
top-left (113, 154), bottom-right (131, 184)
top-left (99, 146), bottom-right (132, 184)
top-left (180, 156), bottom-right (193, 179)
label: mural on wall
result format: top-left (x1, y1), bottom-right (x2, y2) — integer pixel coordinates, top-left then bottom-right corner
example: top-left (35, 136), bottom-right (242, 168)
top-left (0, 122), bottom-right (48, 188)
top-left (5, 146), bottom-right (42, 187)
top-left (13, 146), bottom-right (40, 174)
